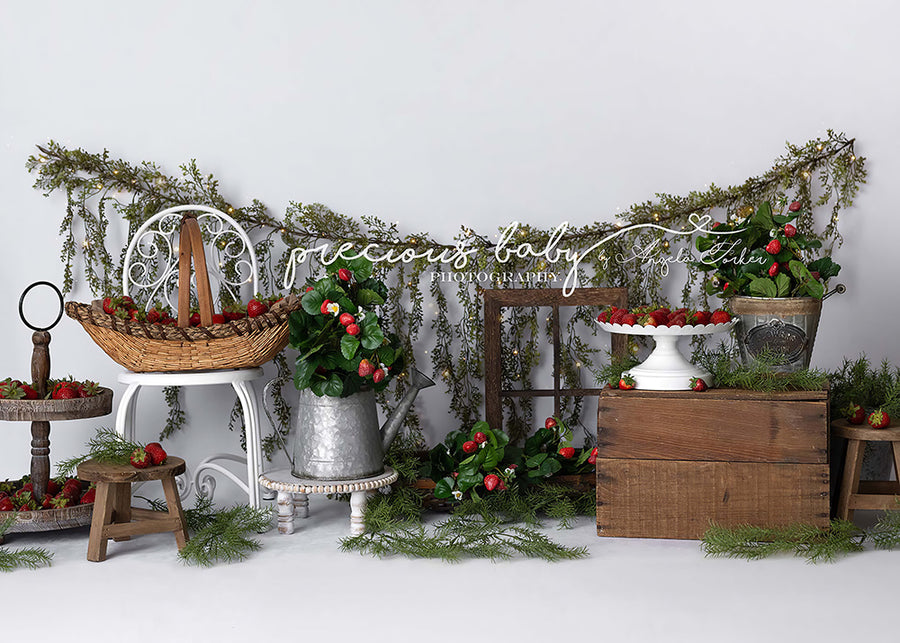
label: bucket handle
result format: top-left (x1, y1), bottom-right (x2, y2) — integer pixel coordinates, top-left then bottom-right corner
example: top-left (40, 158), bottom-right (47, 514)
top-left (822, 283), bottom-right (846, 301)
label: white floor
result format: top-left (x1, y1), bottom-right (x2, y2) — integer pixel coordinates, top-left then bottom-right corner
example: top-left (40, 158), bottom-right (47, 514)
top-left (2, 496), bottom-right (894, 643)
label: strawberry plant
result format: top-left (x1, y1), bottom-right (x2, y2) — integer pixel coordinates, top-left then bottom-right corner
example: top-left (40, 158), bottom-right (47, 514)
top-left (288, 257), bottom-right (403, 397)
top-left (695, 201), bottom-right (841, 299)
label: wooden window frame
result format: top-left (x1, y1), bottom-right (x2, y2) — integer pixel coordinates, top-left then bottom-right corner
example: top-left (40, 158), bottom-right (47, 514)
top-left (483, 287), bottom-right (628, 432)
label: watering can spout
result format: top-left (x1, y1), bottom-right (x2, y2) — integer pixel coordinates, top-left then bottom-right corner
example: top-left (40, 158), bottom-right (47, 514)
top-left (380, 367), bottom-right (436, 451)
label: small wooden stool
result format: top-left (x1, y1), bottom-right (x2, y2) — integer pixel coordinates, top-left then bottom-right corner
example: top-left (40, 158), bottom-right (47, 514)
top-left (833, 421), bottom-right (900, 521)
top-left (77, 456), bottom-right (189, 562)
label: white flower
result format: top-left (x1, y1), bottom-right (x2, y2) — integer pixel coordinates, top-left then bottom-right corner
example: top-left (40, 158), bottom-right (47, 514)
top-left (451, 490), bottom-right (463, 500)
top-left (504, 467), bottom-right (516, 477)
top-left (357, 311), bottom-right (366, 321)
top-left (379, 363), bottom-right (389, 373)
top-left (325, 302), bottom-right (340, 316)
top-left (479, 441), bottom-right (487, 449)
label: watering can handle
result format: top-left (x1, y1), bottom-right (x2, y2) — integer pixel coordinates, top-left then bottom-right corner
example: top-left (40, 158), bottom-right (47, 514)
top-left (822, 283), bottom-right (846, 301)
top-left (262, 376), bottom-right (294, 467)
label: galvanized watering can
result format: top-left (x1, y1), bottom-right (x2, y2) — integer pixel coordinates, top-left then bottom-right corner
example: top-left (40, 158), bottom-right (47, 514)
top-left (265, 368), bottom-right (435, 480)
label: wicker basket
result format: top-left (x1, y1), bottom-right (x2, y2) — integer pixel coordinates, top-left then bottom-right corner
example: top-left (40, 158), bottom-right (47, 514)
top-left (65, 297), bottom-right (299, 372)
top-left (65, 212), bottom-right (300, 372)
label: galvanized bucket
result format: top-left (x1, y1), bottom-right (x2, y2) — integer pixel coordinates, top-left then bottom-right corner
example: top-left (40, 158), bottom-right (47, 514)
top-left (730, 296), bottom-right (822, 373)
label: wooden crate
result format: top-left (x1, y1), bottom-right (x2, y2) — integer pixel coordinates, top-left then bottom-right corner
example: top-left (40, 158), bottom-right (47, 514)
top-left (596, 388), bottom-right (830, 539)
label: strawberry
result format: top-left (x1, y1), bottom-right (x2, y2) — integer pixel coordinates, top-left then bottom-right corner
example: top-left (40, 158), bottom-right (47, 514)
top-left (462, 440), bottom-right (478, 454)
top-left (41, 493), bottom-right (54, 509)
top-left (79, 381), bottom-right (99, 398)
top-left (597, 310), bottom-right (610, 323)
top-left (337, 268), bottom-right (352, 282)
top-left (211, 313), bottom-right (226, 324)
top-left (50, 494), bottom-right (72, 509)
top-left (16, 483), bottom-right (34, 496)
top-left (144, 442), bottom-right (168, 466)
top-left (129, 448), bottom-right (151, 469)
top-left (768, 262), bottom-right (779, 277)
top-left (641, 315), bottom-right (658, 327)
top-left (357, 359), bottom-right (375, 377)
top-left (784, 223), bottom-right (797, 238)
top-left (788, 201), bottom-right (802, 212)
top-left (46, 479), bottom-right (61, 495)
top-left (80, 487), bottom-right (96, 504)
top-left (609, 309), bottom-right (627, 325)
top-left (689, 310), bottom-right (711, 326)
top-left (102, 297), bottom-right (118, 314)
top-left (473, 431), bottom-right (488, 444)
top-left (189, 312), bottom-right (201, 326)
top-left (765, 239), bottom-right (781, 254)
top-left (62, 479), bottom-right (82, 500)
top-left (558, 447), bottom-right (575, 459)
top-left (0, 497), bottom-right (13, 512)
top-left (120, 295), bottom-right (136, 309)
top-left (690, 377), bottom-right (708, 392)
top-left (0, 380), bottom-right (25, 399)
top-left (618, 375), bottom-right (636, 390)
top-left (247, 299), bottom-right (269, 318)
top-left (223, 303), bottom-right (246, 321)
top-left (320, 299), bottom-right (332, 315)
top-left (372, 369), bottom-right (385, 384)
top-left (145, 308), bottom-right (161, 323)
top-left (668, 315), bottom-right (686, 327)
top-left (649, 310), bottom-right (669, 325)
top-left (346, 323), bottom-right (360, 336)
top-left (19, 382), bottom-right (37, 399)
top-left (620, 313), bottom-right (638, 326)
top-left (845, 403), bottom-right (866, 425)
top-left (339, 313), bottom-right (355, 327)
top-left (51, 382), bottom-right (78, 400)
top-left (545, 417), bottom-right (557, 429)
top-left (587, 447), bottom-right (599, 466)
top-left (710, 309), bottom-right (731, 324)
top-left (483, 474), bottom-right (500, 491)
top-left (867, 409), bottom-right (890, 429)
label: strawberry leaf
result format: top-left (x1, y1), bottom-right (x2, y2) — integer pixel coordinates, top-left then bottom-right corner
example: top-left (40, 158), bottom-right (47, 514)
top-left (340, 334), bottom-right (360, 360)
top-left (775, 272), bottom-right (791, 297)
top-left (301, 291), bottom-right (325, 315)
top-left (361, 325), bottom-right (385, 350)
top-left (433, 476), bottom-right (455, 499)
top-left (749, 277), bottom-right (777, 298)
top-left (356, 288), bottom-right (385, 307)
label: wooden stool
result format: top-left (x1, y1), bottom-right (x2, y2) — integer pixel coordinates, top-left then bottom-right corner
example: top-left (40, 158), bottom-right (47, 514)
top-left (77, 456), bottom-right (189, 562)
top-left (833, 421), bottom-right (900, 521)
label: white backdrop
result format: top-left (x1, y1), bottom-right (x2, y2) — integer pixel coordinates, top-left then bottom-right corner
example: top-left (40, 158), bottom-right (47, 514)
top-left (2, 1), bottom-right (898, 483)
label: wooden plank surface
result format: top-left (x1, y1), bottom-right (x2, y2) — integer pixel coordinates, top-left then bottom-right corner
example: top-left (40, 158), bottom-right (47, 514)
top-left (0, 388), bottom-right (113, 422)
top-left (597, 396), bottom-right (828, 463)
top-left (600, 388), bottom-right (829, 401)
top-left (596, 458), bottom-right (830, 539)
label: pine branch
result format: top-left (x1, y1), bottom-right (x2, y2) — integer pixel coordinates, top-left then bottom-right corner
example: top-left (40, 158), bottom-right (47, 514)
top-left (56, 427), bottom-right (144, 477)
top-left (0, 517), bottom-right (53, 572)
top-left (178, 503), bottom-right (273, 567)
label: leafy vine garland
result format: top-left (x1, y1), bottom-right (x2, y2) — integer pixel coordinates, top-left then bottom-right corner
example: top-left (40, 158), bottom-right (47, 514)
top-left (27, 131), bottom-right (865, 444)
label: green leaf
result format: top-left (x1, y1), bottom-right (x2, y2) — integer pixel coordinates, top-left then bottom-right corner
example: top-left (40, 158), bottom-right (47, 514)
top-left (377, 345), bottom-right (396, 366)
top-left (340, 334), bottom-right (360, 360)
top-left (337, 296), bottom-right (357, 315)
top-left (482, 447), bottom-right (504, 471)
top-left (525, 453), bottom-right (548, 468)
top-left (361, 325), bottom-right (385, 350)
top-left (751, 201), bottom-right (774, 230)
top-left (749, 277), bottom-right (777, 298)
top-left (775, 272), bottom-right (791, 297)
top-left (322, 373), bottom-right (343, 397)
top-left (539, 457), bottom-right (562, 477)
top-left (293, 358), bottom-right (317, 390)
top-left (807, 256), bottom-right (841, 280)
top-left (773, 212), bottom-right (799, 225)
top-left (301, 291), bottom-right (325, 315)
top-left (348, 257), bottom-right (374, 281)
top-left (433, 477), bottom-right (454, 499)
top-left (356, 288), bottom-right (385, 307)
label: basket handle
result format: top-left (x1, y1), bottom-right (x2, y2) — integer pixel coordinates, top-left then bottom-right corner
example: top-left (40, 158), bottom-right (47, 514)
top-left (177, 215), bottom-right (215, 328)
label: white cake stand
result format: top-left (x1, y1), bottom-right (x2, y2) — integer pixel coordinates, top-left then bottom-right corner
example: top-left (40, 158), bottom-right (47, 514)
top-left (597, 319), bottom-right (737, 390)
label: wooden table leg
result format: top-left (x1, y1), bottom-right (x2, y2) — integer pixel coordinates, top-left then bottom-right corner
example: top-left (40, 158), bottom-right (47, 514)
top-left (29, 420), bottom-right (51, 500)
top-left (837, 438), bottom-right (865, 521)
top-left (276, 492), bottom-right (295, 534)
top-left (294, 492), bottom-right (309, 519)
top-left (87, 482), bottom-right (115, 562)
top-left (161, 476), bottom-right (189, 550)
top-left (349, 491), bottom-right (371, 536)
top-left (112, 483), bottom-right (132, 542)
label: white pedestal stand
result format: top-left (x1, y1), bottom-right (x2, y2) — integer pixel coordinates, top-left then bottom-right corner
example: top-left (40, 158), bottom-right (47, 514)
top-left (597, 319), bottom-right (737, 390)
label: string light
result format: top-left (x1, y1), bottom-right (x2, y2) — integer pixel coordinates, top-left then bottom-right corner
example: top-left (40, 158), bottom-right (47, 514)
top-left (816, 144), bottom-right (824, 151)
top-left (802, 171), bottom-right (811, 179)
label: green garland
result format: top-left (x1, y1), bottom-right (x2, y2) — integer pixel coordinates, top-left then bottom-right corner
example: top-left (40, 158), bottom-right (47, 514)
top-left (27, 131), bottom-right (865, 443)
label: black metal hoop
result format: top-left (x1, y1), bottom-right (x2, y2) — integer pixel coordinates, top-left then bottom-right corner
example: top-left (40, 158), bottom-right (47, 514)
top-left (18, 281), bottom-right (64, 332)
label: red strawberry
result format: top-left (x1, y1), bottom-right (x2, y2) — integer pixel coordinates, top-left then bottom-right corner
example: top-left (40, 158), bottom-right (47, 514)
top-left (320, 299), bottom-right (332, 315)
top-left (79, 381), bottom-right (99, 398)
top-left (339, 313), bottom-right (355, 327)
top-left (102, 297), bottom-right (118, 314)
top-left (462, 440), bottom-right (478, 454)
top-left (372, 369), bottom-right (385, 384)
top-left (80, 488), bottom-right (96, 504)
top-left (597, 310), bottom-right (610, 323)
top-left (868, 410), bottom-right (890, 429)
top-left (788, 201), bottom-right (802, 212)
top-left (46, 479), bottom-right (61, 496)
top-left (609, 309), bottom-right (627, 325)
top-left (21, 383), bottom-right (39, 399)
top-left (0, 497), bottom-right (14, 512)
top-left (146, 308), bottom-right (161, 323)
top-left (618, 375), bottom-right (636, 390)
top-left (473, 431), bottom-right (488, 444)
top-left (247, 299), bottom-right (269, 318)
top-left (690, 377), bottom-right (708, 392)
top-left (130, 448), bottom-right (151, 469)
top-left (223, 303), bottom-right (246, 321)
top-left (120, 296), bottom-right (135, 309)
top-left (41, 493), bottom-right (54, 509)
top-left (346, 323), bottom-right (360, 336)
top-left (845, 403), bottom-right (865, 425)
top-left (710, 309), bottom-right (731, 324)
top-left (483, 474), bottom-right (500, 491)
top-left (620, 313), bottom-right (638, 326)
top-left (18, 500), bottom-right (35, 512)
top-left (558, 447), bottom-right (575, 459)
top-left (357, 359), bottom-right (375, 377)
top-left (144, 442), bottom-right (168, 465)
top-left (62, 479), bottom-right (82, 500)
top-left (765, 239), bottom-right (782, 254)
top-left (768, 262), bottom-right (779, 277)
top-left (690, 310), bottom-right (711, 326)
top-left (668, 315), bottom-right (686, 327)
top-left (50, 494), bottom-right (72, 509)
top-left (545, 417), bottom-right (557, 429)
top-left (212, 313), bottom-right (226, 324)
top-left (587, 447), bottom-right (599, 466)
top-left (641, 315), bottom-right (658, 327)
top-left (784, 223), bottom-right (797, 238)
top-left (189, 312), bottom-right (201, 327)
top-left (51, 382), bottom-right (78, 400)
top-left (337, 268), bottom-right (352, 282)
top-left (17, 483), bottom-right (34, 496)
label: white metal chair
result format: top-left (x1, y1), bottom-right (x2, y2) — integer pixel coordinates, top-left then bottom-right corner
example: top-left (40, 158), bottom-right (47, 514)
top-left (113, 204), bottom-right (266, 508)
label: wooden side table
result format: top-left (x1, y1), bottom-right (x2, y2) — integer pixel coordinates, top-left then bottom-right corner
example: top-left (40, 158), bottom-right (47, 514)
top-left (833, 421), bottom-right (900, 521)
top-left (258, 467), bottom-right (398, 536)
top-left (77, 457), bottom-right (190, 562)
